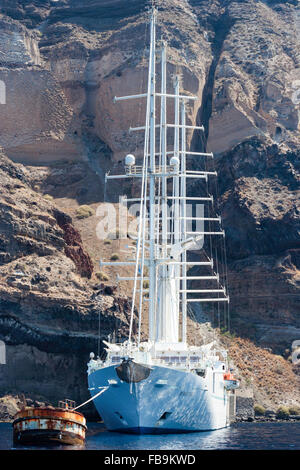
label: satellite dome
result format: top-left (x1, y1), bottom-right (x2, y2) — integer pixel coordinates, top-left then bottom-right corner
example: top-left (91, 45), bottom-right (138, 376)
top-left (170, 156), bottom-right (180, 167)
top-left (125, 154), bottom-right (135, 166)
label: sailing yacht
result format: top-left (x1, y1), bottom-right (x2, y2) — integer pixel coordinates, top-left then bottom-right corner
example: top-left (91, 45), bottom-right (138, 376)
top-left (87, 7), bottom-right (238, 433)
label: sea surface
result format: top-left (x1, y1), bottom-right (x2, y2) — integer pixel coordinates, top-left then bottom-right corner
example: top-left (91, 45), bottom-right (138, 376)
top-left (0, 422), bottom-right (299, 450)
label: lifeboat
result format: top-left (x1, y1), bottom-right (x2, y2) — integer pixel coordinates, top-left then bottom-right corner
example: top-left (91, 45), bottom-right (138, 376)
top-left (12, 405), bottom-right (86, 446)
top-left (223, 371), bottom-right (239, 390)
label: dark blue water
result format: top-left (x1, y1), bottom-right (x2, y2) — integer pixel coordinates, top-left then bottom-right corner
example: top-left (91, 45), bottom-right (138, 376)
top-left (1, 422), bottom-right (299, 450)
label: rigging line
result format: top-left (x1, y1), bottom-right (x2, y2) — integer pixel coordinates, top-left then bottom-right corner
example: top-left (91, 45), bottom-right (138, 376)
top-left (97, 296), bottom-right (101, 358)
top-left (222, 234), bottom-right (230, 331)
top-left (204, 157), bottom-right (213, 264)
top-left (122, 10), bottom-right (149, 209)
top-left (133, 17), bottom-right (149, 156)
top-left (116, 281), bottom-right (121, 340)
top-left (155, 262), bottom-right (159, 340)
top-left (216, 213), bottom-right (226, 330)
top-left (207, 171), bottom-right (217, 331)
top-left (171, 178), bottom-right (176, 245)
top-left (96, 288), bottom-right (105, 358)
top-left (223, 256), bottom-right (230, 328)
top-left (220, 220), bottom-right (228, 330)
top-left (130, 117), bottom-right (149, 343)
top-left (165, 272), bottom-right (179, 340)
top-left (215, 247), bottom-right (220, 331)
top-left (156, 122), bottom-right (162, 247)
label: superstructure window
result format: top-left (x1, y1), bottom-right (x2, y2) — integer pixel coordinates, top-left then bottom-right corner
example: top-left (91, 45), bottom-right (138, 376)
top-left (190, 356), bottom-right (200, 362)
top-left (171, 356), bottom-right (180, 363)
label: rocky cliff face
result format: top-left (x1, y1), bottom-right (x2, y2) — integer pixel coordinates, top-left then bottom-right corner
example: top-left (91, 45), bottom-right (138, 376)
top-left (0, 151), bottom-right (135, 416)
top-left (0, 0), bottom-right (299, 415)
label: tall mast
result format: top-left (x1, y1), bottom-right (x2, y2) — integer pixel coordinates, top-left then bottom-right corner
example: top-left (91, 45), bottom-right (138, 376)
top-left (173, 75), bottom-right (181, 336)
top-left (157, 41), bottom-right (168, 342)
top-left (161, 42), bottom-right (167, 254)
top-left (180, 101), bottom-right (187, 343)
top-left (148, 8), bottom-right (157, 342)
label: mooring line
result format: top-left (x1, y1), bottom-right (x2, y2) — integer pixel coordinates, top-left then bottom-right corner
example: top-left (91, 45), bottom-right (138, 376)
top-left (72, 387), bottom-right (109, 411)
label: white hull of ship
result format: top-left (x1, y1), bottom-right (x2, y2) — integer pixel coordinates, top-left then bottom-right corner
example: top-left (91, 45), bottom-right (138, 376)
top-left (88, 364), bottom-right (229, 433)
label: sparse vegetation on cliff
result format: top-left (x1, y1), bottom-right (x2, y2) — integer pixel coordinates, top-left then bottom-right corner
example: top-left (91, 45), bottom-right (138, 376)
top-left (76, 205), bottom-right (94, 219)
top-left (96, 271), bottom-right (109, 281)
top-left (254, 404), bottom-right (266, 416)
top-left (276, 406), bottom-right (290, 419)
top-left (288, 406), bottom-right (300, 416)
top-left (43, 194), bottom-right (53, 201)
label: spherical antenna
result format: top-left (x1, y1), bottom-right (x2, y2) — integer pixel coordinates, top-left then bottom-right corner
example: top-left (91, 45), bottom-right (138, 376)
top-left (125, 154), bottom-right (135, 166)
top-left (170, 156), bottom-right (180, 167)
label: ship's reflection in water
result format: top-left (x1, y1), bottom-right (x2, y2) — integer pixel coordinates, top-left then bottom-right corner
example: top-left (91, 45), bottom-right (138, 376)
top-left (84, 422), bottom-right (299, 450)
top-left (2, 422), bottom-right (299, 450)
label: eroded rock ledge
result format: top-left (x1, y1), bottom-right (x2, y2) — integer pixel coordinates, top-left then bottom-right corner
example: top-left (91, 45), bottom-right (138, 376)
top-left (0, 152), bottom-right (135, 411)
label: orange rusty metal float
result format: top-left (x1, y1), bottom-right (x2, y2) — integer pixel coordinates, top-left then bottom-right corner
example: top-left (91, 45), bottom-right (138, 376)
top-left (12, 400), bottom-right (86, 446)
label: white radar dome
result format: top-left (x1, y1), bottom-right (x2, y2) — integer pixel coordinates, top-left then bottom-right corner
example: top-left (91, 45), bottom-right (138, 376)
top-left (125, 154), bottom-right (135, 166)
top-left (170, 156), bottom-right (180, 167)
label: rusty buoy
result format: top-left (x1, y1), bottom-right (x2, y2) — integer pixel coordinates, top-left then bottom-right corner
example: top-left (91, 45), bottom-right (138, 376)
top-left (12, 405), bottom-right (86, 446)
